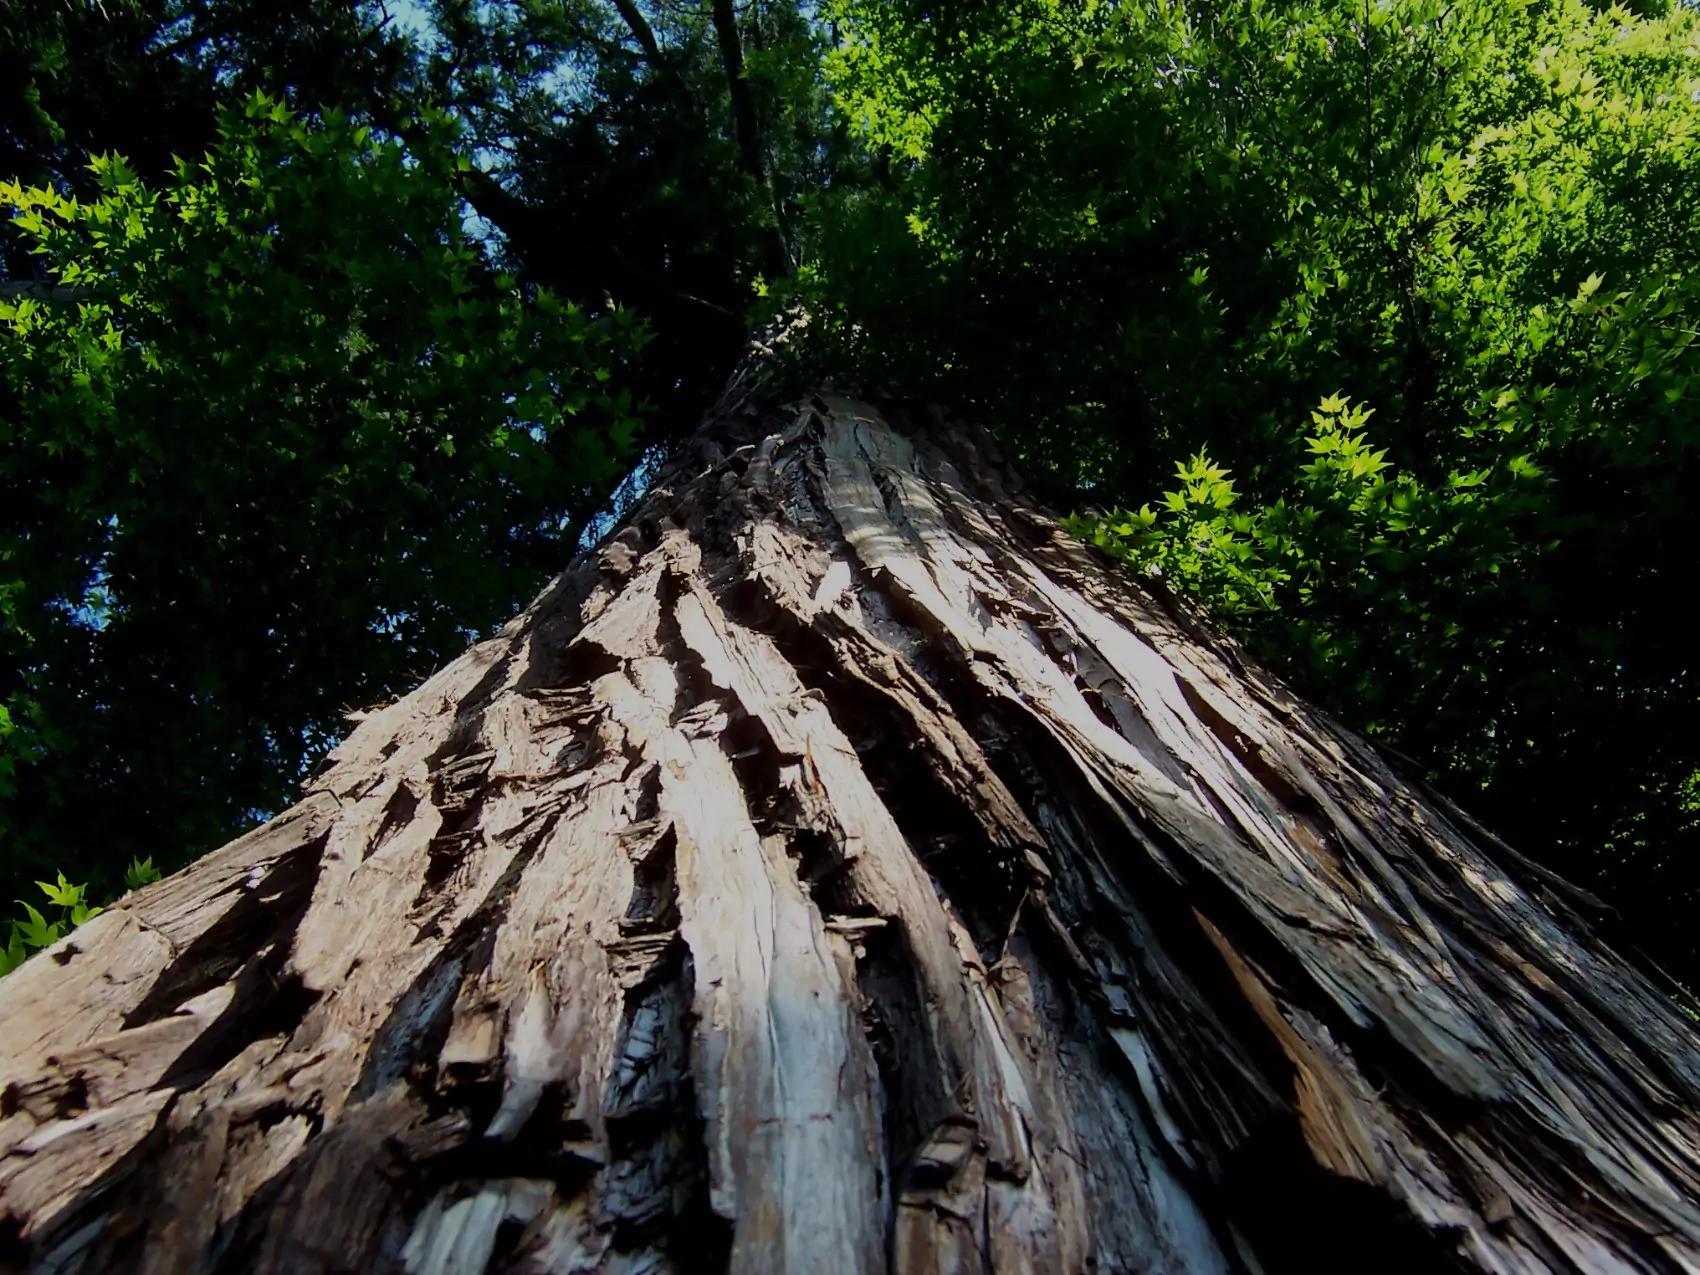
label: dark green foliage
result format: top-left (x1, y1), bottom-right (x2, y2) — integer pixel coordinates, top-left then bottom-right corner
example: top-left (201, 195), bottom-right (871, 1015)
top-left (417, 0), bottom-right (835, 424)
top-left (0, 1), bottom-right (420, 242)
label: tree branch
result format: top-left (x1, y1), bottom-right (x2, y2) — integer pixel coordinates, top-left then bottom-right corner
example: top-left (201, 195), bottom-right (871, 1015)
top-left (709, 0), bottom-right (792, 278)
top-left (609, 0), bottom-right (666, 67)
top-left (0, 280), bottom-right (85, 303)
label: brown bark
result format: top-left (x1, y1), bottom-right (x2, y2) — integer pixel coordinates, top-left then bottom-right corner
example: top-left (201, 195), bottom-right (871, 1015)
top-left (2, 396), bottom-right (1698, 1273)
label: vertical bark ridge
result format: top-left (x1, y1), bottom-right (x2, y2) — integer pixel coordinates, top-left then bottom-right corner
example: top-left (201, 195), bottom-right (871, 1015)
top-left (2, 396), bottom-right (1698, 1273)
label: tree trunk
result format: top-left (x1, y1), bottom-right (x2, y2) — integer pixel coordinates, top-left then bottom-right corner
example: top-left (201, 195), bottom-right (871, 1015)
top-left (3, 396), bottom-right (1698, 1274)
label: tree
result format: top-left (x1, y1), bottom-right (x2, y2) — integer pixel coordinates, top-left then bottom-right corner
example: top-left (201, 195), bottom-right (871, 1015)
top-left (805, 0), bottom-right (1700, 978)
top-left (7, 1), bottom-right (1698, 978)
top-left (2, 394), bottom-right (1697, 1271)
top-left (1, 0), bottom-right (833, 905)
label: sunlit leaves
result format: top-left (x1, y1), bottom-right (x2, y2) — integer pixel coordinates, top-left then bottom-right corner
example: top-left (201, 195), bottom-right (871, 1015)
top-left (123, 856), bottom-right (162, 891)
top-left (0, 96), bottom-right (645, 893)
top-left (0, 872), bottom-right (105, 976)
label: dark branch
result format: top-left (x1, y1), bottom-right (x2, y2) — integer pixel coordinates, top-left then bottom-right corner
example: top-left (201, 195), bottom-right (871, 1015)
top-left (0, 280), bottom-right (85, 303)
top-left (609, 0), bottom-right (667, 67)
top-left (709, 0), bottom-right (792, 278)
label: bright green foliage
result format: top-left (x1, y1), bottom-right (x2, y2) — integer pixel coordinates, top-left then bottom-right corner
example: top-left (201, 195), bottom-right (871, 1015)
top-left (810, 0), bottom-right (1700, 966)
top-left (0, 859), bottom-right (168, 976)
top-left (0, 872), bottom-right (103, 976)
top-left (123, 856), bottom-right (163, 892)
top-left (1071, 392), bottom-right (1550, 731)
top-left (1, 96), bottom-right (645, 894)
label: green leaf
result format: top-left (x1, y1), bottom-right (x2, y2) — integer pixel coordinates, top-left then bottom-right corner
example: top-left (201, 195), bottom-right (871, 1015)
top-left (0, 931), bottom-right (25, 977)
top-left (124, 856), bottom-right (163, 890)
top-left (70, 902), bottom-right (103, 926)
top-left (13, 902), bottom-right (62, 949)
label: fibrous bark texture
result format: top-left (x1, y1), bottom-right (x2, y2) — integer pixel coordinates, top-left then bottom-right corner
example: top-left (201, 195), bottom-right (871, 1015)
top-left (3, 397), bottom-right (1699, 1274)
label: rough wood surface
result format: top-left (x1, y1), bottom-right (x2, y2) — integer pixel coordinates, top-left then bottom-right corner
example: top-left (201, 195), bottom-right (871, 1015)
top-left (3, 396), bottom-right (1698, 1273)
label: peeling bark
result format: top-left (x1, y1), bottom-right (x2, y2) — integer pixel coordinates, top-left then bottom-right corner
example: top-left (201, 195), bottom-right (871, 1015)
top-left (2, 396), bottom-right (1698, 1274)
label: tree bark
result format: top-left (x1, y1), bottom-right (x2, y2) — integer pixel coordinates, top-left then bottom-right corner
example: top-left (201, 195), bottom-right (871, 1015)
top-left (2, 396), bottom-right (1698, 1273)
